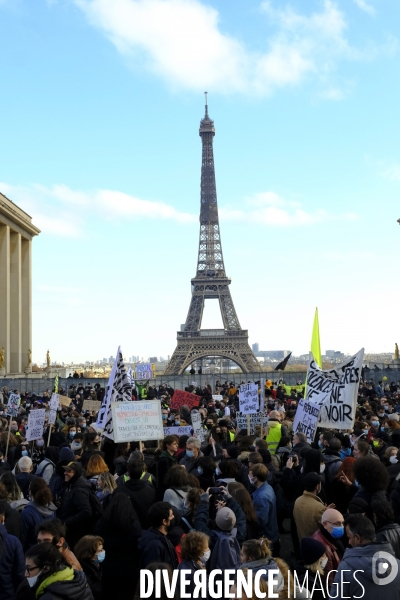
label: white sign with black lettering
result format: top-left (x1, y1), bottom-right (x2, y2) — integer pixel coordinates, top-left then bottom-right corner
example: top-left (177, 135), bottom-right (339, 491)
top-left (26, 409), bottom-right (46, 442)
top-left (163, 426), bottom-right (192, 436)
top-left (239, 383), bottom-right (258, 414)
top-left (191, 411), bottom-right (205, 442)
top-left (292, 399), bottom-right (320, 443)
top-left (306, 348), bottom-right (364, 430)
top-left (236, 411), bottom-right (268, 435)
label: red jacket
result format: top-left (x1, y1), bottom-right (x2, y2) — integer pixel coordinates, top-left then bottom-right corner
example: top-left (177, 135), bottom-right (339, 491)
top-left (311, 528), bottom-right (342, 588)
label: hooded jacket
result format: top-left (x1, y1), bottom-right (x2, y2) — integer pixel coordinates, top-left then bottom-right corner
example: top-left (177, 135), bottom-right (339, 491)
top-left (330, 542), bottom-right (400, 600)
top-left (376, 523), bottom-right (400, 559)
top-left (21, 501), bottom-right (57, 550)
top-left (35, 567), bottom-right (93, 600)
top-left (240, 557), bottom-right (285, 594)
top-left (0, 523), bottom-right (25, 600)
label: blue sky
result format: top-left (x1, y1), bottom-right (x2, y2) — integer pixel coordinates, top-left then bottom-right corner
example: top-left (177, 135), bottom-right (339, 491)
top-left (1, 0), bottom-right (399, 364)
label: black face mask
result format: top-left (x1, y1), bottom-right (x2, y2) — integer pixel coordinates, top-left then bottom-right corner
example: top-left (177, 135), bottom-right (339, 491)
top-left (168, 518), bottom-right (176, 531)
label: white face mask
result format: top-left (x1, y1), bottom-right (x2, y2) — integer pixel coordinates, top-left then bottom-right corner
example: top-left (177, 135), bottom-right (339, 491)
top-left (390, 456), bottom-right (398, 464)
top-left (200, 549), bottom-right (211, 564)
top-left (320, 464), bottom-right (326, 473)
top-left (320, 557), bottom-right (328, 569)
top-left (27, 568), bottom-right (44, 587)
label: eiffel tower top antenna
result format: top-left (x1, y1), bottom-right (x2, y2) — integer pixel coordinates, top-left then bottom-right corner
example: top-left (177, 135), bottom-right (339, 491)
top-left (204, 91), bottom-right (208, 117)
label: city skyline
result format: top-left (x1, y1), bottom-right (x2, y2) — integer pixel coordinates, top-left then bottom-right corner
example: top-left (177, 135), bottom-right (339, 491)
top-left (0, 1), bottom-right (399, 364)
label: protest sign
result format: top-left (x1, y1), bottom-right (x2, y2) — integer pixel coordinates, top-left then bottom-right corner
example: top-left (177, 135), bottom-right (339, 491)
top-left (82, 400), bottom-right (101, 413)
top-left (112, 400), bottom-right (163, 443)
top-left (96, 347), bottom-right (132, 440)
top-left (26, 409), bottom-right (46, 442)
top-left (236, 411), bottom-right (268, 435)
top-left (163, 426), bottom-right (192, 436)
top-left (170, 390), bottom-right (200, 410)
top-left (191, 382), bottom-right (198, 386)
top-left (59, 395), bottom-right (71, 407)
top-left (6, 393), bottom-right (20, 418)
top-left (239, 383), bottom-right (258, 414)
top-left (49, 394), bottom-right (59, 411)
top-left (212, 395), bottom-right (223, 401)
top-left (191, 411), bottom-right (205, 442)
top-left (135, 363), bottom-right (154, 380)
top-left (292, 399), bottom-right (320, 443)
top-left (306, 348), bottom-right (364, 430)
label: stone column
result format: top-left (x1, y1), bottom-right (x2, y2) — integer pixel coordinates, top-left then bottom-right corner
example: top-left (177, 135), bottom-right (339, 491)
top-left (21, 238), bottom-right (32, 373)
top-left (0, 224), bottom-right (10, 374)
top-left (10, 231), bottom-right (21, 373)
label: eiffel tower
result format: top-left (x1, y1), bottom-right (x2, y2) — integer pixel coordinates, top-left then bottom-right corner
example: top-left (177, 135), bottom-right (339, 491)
top-left (164, 95), bottom-right (259, 375)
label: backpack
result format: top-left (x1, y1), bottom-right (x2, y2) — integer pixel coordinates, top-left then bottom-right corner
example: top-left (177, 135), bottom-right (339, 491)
top-left (209, 530), bottom-right (241, 571)
top-left (36, 459), bottom-right (54, 479)
top-left (88, 489), bottom-right (103, 524)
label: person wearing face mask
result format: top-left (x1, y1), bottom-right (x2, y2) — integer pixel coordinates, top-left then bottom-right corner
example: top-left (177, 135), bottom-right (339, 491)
top-left (177, 531), bottom-right (210, 595)
top-left (294, 537), bottom-right (328, 600)
top-left (15, 456), bottom-right (36, 501)
top-left (31, 438), bottom-right (46, 473)
top-left (80, 432), bottom-right (105, 471)
top-left (74, 535), bottom-right (105, 600)
top-left (311, 508), bottom-right (345, 588)
top-left (387, 448), bottom-right (400, 487)
top-left (293, 473), bottom-right (329, 541)
top-left (56, 462), bottom-right (93, 549)
top-left (16, 542), bottom-right (92, 600)
top-left (179, 437), bottom-right (203, 476)
top-left (371, 431), bottom-right (389, 461)
top-left (138, 501), bottom-right (179, 569)
top-left (0, 499), bottom-right (25, 600)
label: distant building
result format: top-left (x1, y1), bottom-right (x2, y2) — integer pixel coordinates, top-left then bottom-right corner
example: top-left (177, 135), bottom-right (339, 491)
top-left (252, 343), bottom-right (259, 354)
top-left (325, 350), bottom-right (344, 359)
top-left (149, 356), bottom-right (157, 363)
top-left (258, 350), bottom-right (290, 359)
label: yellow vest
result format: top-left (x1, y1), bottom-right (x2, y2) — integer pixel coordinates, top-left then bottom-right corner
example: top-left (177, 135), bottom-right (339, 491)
top-left (228, 430), bottom-right (235, 442)
top-left (266, 422), bottom-right (282, 454)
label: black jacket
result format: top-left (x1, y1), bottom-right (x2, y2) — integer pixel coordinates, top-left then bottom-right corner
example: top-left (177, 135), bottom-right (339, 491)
top-left (4, 504), bottom-right (22, 540)
top-left (376, 523), bottom-right (400, 558)
top-left (80, 560), bottom-right (102, 600)
top-left (94, 518), bottom-right (141, 584)
top-left (15, 473), bottom-right (37, 500)
top-left (57, 476), bottom-right (92, 548)
top-left (113, 479), bottom-right (156, 529)
top-left (37, 569), bottom-right (93, 600)
top-left (138, 527), bottom-right (178, 569)
top-left (156, 452), bottom-right (177, 498)
top-left (391, 480), bottom-right (400, 523)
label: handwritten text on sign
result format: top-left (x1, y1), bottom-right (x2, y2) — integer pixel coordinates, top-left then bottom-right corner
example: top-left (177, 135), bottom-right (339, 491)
top-left (292, 399), bottom-right (320, 444)
top-left (26, 409), bottom-right (46, 442)
top-left (6, 393), bottom-right (20, 418)
top-left (239, 383), bottom-right (259, 414)
top-left (111, 400), bottom-right (163, 442)
top-left (163, 426), bottom-right (192, 436)
top-left (236, 411), bottom-right (268, 435)
top-left (191, 411), bottom-right (205, 442)
top-left (306, 348), bottom-right (364, 430)
top-left (170, 390), bottom-right (200, 410)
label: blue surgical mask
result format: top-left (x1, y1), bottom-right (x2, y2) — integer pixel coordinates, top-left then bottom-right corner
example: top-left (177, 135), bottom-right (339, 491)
top-left (69, 432), bottom-right (75, 439)
top-left (97, 550), bottom-right (105, 563)
top-left (81, 423), bottom-right (86, 428)
top-left (318, 441), bottom-right (324, 449)
top-left (22, 450), bottom-right (28, 457)
top-left (197, 466), bottom-right (203, 475)
top-left (162, 414), bottom-right (167, 420)
top-left (175, 421), bottom-right (180, 426)
top-left (186, 450), bottom-right (194, 458)
top-left (363, 429), bottom-right (368, 435)
top-left (331, 526), bottom-right (344, 539)
top-left (215, 467), bottom-right (220, 476)
top-left (371, 421), bottom-right (379, 427)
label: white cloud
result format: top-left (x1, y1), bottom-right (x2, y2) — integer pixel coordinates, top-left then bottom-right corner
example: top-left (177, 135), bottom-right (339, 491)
top-left (352, 0), bottom-right (376, 16)
top-left (220, 191), bottom-right (358, 226)
top-left (71, 0), bottom-right (387, 97)
top-left (379, 162), bottom-right (400, 182)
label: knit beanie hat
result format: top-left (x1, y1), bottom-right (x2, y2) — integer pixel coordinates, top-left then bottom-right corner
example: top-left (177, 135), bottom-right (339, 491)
top-left (300, 537), bottom-right (326, 565)
top-left (215, 507), bottom-right (236, 531)
top-left (59, 447), bottom-right (75, 462)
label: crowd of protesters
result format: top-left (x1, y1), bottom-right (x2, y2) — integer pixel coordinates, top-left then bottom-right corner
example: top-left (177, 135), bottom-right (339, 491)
top-left (0, 377), bottom-right (400, 598)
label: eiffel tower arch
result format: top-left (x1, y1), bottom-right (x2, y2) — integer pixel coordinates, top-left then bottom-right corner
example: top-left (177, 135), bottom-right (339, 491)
top-left (164, 96), bottom-right (259, 376)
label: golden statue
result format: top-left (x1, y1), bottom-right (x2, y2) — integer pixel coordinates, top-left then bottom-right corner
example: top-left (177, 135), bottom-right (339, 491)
top-left (0, 347), bottom-right (4, 369)
top-left (46, 349), bottom-right (51, 368)
top-left (396, 343), bottom-right (399, 360)
top-left (27, 349), bottom-right (32, 367)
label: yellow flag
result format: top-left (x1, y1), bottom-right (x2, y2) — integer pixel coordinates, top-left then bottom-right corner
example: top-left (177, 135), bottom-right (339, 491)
top-left (311, 308), bottom-right (322, 368)
top-left (54, 373), bottom-right (59, 393)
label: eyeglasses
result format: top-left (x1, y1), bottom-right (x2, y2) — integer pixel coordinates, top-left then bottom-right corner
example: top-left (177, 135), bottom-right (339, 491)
top-left (25, 565), bottom-right (40, 575)
top-left (326, 521), bottom-right (344, 527)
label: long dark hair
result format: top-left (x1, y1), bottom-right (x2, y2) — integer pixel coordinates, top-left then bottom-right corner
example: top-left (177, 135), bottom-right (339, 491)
top-left (96, 492), bottom-right (140, 534)
top-left (229, 487), bottom-right (258, 523)
top-left (26, 542), bottom-right (65, 582)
